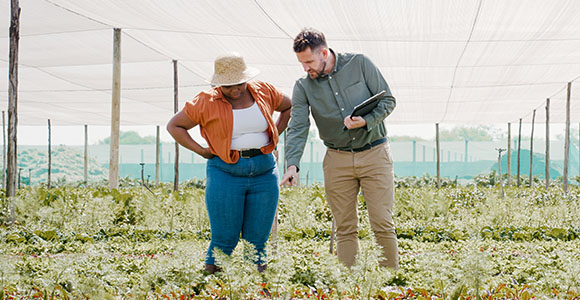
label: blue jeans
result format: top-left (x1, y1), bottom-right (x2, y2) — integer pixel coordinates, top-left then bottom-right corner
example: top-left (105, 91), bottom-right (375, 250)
top-left (205, 153), bottom-right (279, 265)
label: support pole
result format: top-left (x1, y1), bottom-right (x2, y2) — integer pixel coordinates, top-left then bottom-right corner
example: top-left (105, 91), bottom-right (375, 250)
top-left (412, 140), bottom-right (416, 176)
top-left (156, 125), bottom-right (160, 184)
top-left (329, 219), bottom-right (336, 254)
top-left (436, 123), bottom-right (440, 188)
top-left (7, 0), bottom-right (20, 203)
top-left (173, 60), bottom-right (179, 191)
top-left (545, 99), bottom-right (550, 190)
top-left (517, 118), bottom-right (522, 187)
top-left (464, 139), bottom-right (469, 163)
top-left (563, 82), bottom-right (571, 194)
top-left (47, 119), bottom-right (51, 188)
top-left (496, 148), bottom-right (506, 198)
top-left (2, 111), bottom-right (5, 189)
top-left (108, 28), bottom-right (121, 189)
top-left (507, 123), bottom-right (511, 186)
top-left (84, 124), bottom-right (88, 185)
top-left (283, 131), bottom-right (287, 171)
top-left (529, 109), bottom-right (536, 188)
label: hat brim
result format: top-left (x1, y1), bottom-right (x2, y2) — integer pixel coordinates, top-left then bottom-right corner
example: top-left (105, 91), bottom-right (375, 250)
top-left (209, 67), bottom-right (260, 86)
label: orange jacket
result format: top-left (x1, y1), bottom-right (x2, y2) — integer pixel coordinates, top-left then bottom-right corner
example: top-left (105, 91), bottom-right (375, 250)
top-left (184, 80), bottom-right (283, 164)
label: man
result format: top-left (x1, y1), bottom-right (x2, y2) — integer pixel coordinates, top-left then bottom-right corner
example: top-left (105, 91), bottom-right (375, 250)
top-left (280, 28), bottom-right (398, 270)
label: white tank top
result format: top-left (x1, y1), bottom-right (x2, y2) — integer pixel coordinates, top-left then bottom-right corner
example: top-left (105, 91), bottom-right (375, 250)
top-left (230, 102), bottom-right (270, 150)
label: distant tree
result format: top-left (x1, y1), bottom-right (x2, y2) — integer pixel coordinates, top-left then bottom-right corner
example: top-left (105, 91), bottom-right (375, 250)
top-left (439, 125), bottom-right (501, 141)
top-left (18, 146), bottom-right (106, 184)
top-left (99, 131), bottom-right (156, 145)
top-left (389, 136), bottom-right (427, 142)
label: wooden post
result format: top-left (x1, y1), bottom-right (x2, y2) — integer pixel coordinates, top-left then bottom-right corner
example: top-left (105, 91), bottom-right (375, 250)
top-left (84, 124), bottom-right (88, 185)
top-left (507, 123), bottom-right (511, 186)
top-left (545, 99), bottom-right (550, 190)
top-left (109, 28), bottom-right (121, 189)
top-left (7, 0), bottom-right (20, 203)
top-left (47, 119), bottom-right (51, 188)
top-left (173, 60), bottom-right (179, 191)
top-left (563, 82), bottom-right (571, 194)
top-left (517, 118), bottom-right (522, 186)
top-left (436, 123), bottom-right (440, 188)
top-left (2, 111), bottom-right (5, 189)
top-left (108, 28), bottom-right (122, 189)
top-left (156, 125), bottom-right (160, 184)
top-left (529, 109), bottom-right (536, 188)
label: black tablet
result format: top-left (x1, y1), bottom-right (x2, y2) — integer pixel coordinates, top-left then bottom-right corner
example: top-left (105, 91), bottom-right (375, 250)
top-left (350, 90), bottom-right (386, 118)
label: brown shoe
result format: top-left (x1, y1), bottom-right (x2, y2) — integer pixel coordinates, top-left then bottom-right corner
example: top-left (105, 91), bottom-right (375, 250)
top-left (204, 264), bottom-right (221, 275)
top-left (257, 264), bottom-right (267, 273)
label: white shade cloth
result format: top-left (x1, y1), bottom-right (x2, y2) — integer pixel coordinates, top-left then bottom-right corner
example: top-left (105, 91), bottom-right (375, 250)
top-left (1, 0), bottom-right (580, 125)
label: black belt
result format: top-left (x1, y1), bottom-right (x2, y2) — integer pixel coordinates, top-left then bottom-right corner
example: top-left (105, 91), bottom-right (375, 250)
top-left (239, 148), bottom-right (263, 158)
top-left (330, 137), bottom-right (387, 153)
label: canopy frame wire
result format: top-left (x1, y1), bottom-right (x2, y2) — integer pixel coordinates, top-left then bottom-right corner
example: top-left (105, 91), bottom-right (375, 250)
top-left (439, 0), bottom-right (484, 123)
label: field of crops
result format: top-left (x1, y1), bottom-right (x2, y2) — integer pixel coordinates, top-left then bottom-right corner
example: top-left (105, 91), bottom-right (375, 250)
top-left (1, 177), bottom-right (580, 299)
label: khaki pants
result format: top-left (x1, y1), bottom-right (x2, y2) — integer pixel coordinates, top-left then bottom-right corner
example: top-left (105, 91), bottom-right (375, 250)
top-left (323, 141), bottom-right (399, 270)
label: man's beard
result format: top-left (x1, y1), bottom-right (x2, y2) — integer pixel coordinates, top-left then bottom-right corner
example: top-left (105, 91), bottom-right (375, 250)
top-left (310, 61), bottom-right (327, 79)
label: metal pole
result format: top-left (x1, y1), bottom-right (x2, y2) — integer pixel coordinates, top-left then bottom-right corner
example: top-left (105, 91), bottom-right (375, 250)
top-left (329, 219), bottom-right (336, 254)
top-left (517, 118), bottom-right (522, 186)
top-left (436, 123), bottom-right (440, 188)
top-left (156, 125), bottom-right (160, 184)
top-left (507, 122), bottom-right (511, 186)
top-left (47, 119), bottom-right (51, 188)
top-left (464, 139), bottom-right (468, 163)
top-left (545, 99), bottom-right (550, 190)
top-left (283, 131), bottom-right (287, 172)
top-left (412, 140), bottom-right (416, 176)
top-left (108, 28), bottom-right (122, 189)
top-left (529, 109), bottom-right (536, 188)
top-left (2, 111), bottom-right (5, 189)
top-left (84, 124), bottom-right (88, 185)
top-left (173, 60), bottom-right (179, 191)
top-left (496, 148), bottom-right (505, 198)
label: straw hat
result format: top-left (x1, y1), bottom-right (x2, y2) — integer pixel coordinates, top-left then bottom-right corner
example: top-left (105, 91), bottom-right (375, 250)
top-left (209, 53), bottom-right (259, 86)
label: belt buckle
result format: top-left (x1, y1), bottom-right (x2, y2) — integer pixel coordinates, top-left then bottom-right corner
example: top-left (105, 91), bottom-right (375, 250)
top-left (240, 150), bottom-right (250, 158)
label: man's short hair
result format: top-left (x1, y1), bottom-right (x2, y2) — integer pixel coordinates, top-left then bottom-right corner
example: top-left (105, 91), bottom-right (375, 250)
top-left (293, 28), bottom-right (327, 53)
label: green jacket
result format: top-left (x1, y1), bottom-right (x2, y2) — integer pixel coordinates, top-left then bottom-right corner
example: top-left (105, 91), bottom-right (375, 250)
top-left (285, 50), bottom-right (396, 169)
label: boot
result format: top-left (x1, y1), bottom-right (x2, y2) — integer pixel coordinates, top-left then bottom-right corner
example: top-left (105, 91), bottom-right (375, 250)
top-left (257, 264), bottom-right (267, 273)
top-left (204, 263), bottom-right (221, 275)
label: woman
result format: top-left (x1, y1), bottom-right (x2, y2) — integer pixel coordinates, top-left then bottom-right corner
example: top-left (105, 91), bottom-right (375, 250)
top-left (167, 53), bottom-right (291, 274)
